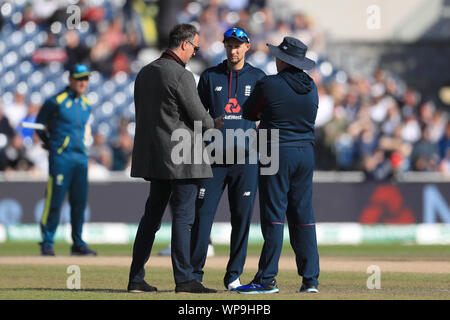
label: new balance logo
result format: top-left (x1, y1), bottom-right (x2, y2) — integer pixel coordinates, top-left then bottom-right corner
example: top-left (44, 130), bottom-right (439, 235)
top-left (243, 191), bottom-right (251, 196)
top-left (215, 86), bottom-right (222, 92)
top-left (198, 188), bottom-right (206, 199)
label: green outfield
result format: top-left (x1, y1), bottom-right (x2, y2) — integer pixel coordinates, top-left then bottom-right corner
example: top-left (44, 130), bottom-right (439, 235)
top-left (3, 241), bottom-right (450, 257)
top-left (1, 242), bottom-right (450, 300)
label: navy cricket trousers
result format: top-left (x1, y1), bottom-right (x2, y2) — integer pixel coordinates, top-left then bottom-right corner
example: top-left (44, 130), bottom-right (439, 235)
top-left (40, 152), bottom-right (88, 247)
top-left (191, 163), bottom-right (258, 287)
top-left (253, 144), bottom-right (320, 287)
top-left (129, 179), bottom-right (199, 285)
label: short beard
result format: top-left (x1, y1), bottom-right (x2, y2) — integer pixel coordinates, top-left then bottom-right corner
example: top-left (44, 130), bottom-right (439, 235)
top-left (228, 56), bottom-right (242, 66)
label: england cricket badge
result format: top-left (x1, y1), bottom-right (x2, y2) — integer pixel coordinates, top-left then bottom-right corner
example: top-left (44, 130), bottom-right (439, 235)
top-left (245, 85), bottom-right (251, 96)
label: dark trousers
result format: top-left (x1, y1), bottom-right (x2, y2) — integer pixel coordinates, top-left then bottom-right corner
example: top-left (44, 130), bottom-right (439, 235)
top-left (253, 145), bottom-right (320, 287)
top-left (129, 179), bottom-right (199, 285)
top-left (40, 152), bottom-right (88, 247)
top-left (191, 163), bottom-right (258, 287)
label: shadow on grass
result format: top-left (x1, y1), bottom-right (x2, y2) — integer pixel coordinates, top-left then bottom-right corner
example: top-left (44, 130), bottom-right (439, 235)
top-left (0, 288), bottom-right (174, 294)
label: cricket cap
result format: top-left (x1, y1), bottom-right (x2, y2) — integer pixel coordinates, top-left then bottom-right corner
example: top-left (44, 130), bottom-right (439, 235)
top-left (69, 64), bottom-right (91, 79)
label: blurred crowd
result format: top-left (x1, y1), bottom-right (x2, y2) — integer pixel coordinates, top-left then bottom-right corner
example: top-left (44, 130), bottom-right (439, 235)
top-left (0, 0), bottom-right (449, 180)
top-left (311, 69), bottom-right (450, 180)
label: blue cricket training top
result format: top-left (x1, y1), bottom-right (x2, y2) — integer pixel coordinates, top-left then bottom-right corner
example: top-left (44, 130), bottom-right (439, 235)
top-left (36, 87), bottom-right (92, 156)
top-left (197, 60), bottom-right (265, 158)
top-left (242, 67), bottom-right (318, 146)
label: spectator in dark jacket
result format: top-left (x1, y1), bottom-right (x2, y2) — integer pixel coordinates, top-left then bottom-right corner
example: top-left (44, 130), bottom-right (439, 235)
top-left (411, 126), bottom-right (440, 171)
top-left (438, 121), bottom-right (450, 159)
top-left (64, 30), bottom-right (91, 69)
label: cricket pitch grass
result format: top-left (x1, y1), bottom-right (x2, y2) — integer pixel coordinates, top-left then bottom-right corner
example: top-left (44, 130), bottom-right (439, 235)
top-left (1, 242), bottom-right (449, 300)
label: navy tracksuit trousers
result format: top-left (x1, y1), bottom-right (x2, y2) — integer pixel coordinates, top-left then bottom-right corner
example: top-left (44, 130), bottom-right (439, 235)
top-left (191, 163), bottom-right (258, 287)
top-left (253, 144), bottom-right (320, 287)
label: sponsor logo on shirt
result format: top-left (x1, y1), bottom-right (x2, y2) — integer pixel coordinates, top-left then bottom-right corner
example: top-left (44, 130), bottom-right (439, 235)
top-left (224, 98), bottom-right (241, 114)
top-left (224, 115), bottom-right (242, 120)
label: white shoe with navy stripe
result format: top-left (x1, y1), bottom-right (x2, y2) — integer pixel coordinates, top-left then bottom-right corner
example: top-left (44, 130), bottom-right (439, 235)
top-left (227, 278), bottom-right (242, 291)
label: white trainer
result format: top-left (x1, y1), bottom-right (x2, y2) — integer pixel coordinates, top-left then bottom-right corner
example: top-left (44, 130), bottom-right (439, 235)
top-left (227, 278), bottom-right (242, 291)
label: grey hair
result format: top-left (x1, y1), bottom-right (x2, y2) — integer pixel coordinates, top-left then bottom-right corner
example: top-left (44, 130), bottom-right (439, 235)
top-left (168, 24), bottom-right (198, 49)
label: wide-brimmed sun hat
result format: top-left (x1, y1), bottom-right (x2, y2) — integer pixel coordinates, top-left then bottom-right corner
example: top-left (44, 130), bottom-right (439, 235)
top-left (267, 36), bottom-right (315, 70)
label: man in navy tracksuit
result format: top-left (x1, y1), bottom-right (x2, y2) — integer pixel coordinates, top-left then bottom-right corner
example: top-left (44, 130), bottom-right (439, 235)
top-left (36, 64), bottom-right (96, 256)
top-left (237, 37), bottom-right (320, 294)
top-left (190, 28), bottom-right (265, 290)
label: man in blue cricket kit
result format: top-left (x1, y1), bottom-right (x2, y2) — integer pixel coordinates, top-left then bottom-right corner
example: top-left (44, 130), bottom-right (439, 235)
top-left (236, 37), bottom-right (320, 294)
top-left (36, 64), bottom-right (97, 256)
top-left (190, 27), bottom-right (265, 291)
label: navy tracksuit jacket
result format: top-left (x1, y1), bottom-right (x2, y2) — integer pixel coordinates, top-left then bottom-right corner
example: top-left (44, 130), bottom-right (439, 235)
top-left (242, 67), bottom-right (320, 287)
top-left (191, 60), bottom-right (265, 287)
top-left (36, 88), bottom-right (92, 247)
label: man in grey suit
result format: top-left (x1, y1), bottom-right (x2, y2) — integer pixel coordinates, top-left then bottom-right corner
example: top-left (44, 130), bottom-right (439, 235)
top-left (127, 24), bottom-right (224, 294)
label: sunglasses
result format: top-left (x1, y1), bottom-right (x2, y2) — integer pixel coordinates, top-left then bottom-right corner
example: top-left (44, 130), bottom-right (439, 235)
top-left (224, 28), bottom-right (250, 43)
top-left (75, 76), bottom-right (89, 81)
top-left (188, 40), bottom-right (200, 53)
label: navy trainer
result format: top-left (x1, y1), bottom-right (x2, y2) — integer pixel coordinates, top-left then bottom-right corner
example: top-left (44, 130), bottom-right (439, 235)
top-left (236, 280), bottom-right (279, 294)
top-left (39, 242), bottom-right (55, 256)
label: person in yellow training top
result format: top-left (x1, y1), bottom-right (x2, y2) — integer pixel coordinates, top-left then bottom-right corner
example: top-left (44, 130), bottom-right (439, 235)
top-left (35, 64), bottom-right (96, 256)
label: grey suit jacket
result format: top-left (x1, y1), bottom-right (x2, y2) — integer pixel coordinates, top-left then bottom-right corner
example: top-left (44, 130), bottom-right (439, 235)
top-left (131, 58), bottom-right (215, 180)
